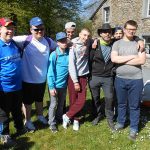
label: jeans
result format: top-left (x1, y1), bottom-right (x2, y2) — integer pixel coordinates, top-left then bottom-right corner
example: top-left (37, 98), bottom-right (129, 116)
top-left (115, 77), bottom-right (143, 132)
top-left (89, 76), bottom-right (114, 121)
top-left (48, 88), bottom-right (66, 126)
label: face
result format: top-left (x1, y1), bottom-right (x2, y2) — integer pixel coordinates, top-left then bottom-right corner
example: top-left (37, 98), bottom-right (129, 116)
top-left (100, 29), bottom-right (112, 42)
top-left (66, 28), bottom-right (75, 40)
top-left (0, 25), bottom-right (15, 42)
top-left (30, 24), bottom-right (45, 40)
top-left (124, 24), bottom-right (137, 39)
top-left (79, 30), bottom-right (90, 44)
top-left (57, 38), bottom-right (68, 49)
top-left (114, 30), bottom-right (123, 40)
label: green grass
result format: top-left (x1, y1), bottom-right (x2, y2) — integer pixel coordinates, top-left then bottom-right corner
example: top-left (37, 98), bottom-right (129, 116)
top-left (1, 88), bottom-right (150, 150)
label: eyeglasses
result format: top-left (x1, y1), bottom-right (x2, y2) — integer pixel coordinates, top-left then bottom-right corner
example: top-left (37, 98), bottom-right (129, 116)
top-left (125, 28), bottom-right (137, 32)
top-left (32, 28), bottom-right (44, 32)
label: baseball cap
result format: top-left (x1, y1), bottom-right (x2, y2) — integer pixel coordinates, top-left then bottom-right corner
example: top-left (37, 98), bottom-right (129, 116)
top-left (65, 22), bottom-right (76, 29)
top-left (0, 18), bottom-right (15, 27)
top-left (30, 17), bottom-right (43, 26)
top-left (56, 32), bottom-right (67, 41)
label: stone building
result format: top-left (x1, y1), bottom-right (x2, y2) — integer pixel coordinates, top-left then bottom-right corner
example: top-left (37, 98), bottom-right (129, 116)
top-left (90, 0), bottom-right (150, 53)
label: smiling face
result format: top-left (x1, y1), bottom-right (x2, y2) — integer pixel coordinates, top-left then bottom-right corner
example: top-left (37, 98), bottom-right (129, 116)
top-left (0, 24), bottom-right (15, 42)
top-left (79, 29), bottom-right (90, 44)
top-left (66, 28), bottom-right (75, 40)
top-left (100, 29), bottom-right (112, 42)
top-left (30, 24), bottom-right (45, 40)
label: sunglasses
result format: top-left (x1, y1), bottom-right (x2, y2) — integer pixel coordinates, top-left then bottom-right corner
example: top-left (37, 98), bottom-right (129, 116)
top-left (32, 28), bottom-right (44, 32)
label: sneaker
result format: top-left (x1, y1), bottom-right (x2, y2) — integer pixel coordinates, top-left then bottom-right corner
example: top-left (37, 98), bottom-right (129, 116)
top-left (128, 131), bottom-right (138, 141)
top-left (24, 120), bottom-right (36, 132)
top-left (114, 123), bottom-right (124, 131)
top-left (1, 135), bottom-right (17, 147)
top-left (62, 114), bottom-right (70, 129)
top-left (73, 120), bottom-right (79, 131)
top-left (50, 125), bottom-right (58, 133)
top-left (37, 115), bottom-right (48, 125)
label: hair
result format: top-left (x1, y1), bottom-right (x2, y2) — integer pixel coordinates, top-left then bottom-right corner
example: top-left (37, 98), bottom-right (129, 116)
top-left (80, 28), bottom-right (91, 34)
top-left (124, 20), bottom-right (138, 28)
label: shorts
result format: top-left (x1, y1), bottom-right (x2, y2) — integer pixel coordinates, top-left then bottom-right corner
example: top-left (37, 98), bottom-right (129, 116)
top-left (22, 82), bottom-right (46, 105)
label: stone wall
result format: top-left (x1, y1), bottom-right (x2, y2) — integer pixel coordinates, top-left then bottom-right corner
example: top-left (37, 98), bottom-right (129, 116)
top-left (92, 0), bottom-right (150, 37)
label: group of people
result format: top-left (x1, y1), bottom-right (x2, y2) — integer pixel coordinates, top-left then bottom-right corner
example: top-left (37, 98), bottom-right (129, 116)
top-left (0, 15), bottom-right (146, 147)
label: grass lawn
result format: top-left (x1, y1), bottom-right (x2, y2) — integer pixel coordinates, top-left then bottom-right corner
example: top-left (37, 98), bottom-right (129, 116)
top-left (1, 88), bottom-right (150, 150)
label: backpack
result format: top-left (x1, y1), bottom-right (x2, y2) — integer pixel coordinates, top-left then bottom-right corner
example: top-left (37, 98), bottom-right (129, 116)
top-left (13, 35), bottom-right (53, 58)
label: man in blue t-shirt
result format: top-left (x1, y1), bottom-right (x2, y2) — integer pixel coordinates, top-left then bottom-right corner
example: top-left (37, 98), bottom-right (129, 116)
top-left (0, 18), bottom-right (25, 146)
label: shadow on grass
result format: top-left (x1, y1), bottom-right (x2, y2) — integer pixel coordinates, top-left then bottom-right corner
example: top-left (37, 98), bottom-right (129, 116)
top-left (0, 136), bottom-right (34, 150)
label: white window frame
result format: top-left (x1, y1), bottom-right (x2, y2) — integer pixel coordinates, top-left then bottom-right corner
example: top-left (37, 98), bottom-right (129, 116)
top-left (147, 0), bottom-right (150, 16)
top-left (103, 7), bottom-right (110, 23)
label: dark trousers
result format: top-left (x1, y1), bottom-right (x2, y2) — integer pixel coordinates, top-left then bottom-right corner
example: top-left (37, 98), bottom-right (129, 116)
top-left (67, 76), bottom-right (87, 120)
top-left (89, 76), bottom-right (114, 121)
top-left (0, 90), bottom-right (23, 135)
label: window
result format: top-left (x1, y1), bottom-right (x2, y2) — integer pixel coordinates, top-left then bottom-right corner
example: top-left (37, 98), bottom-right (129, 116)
top-left (103, 7), bottom-right (110, 23)
top-left (143, 36), bottom-right (150, 54)
top-left (147, 0), bottom-right (150, 16)
top-left (143, 0), bottom-right (150, 18)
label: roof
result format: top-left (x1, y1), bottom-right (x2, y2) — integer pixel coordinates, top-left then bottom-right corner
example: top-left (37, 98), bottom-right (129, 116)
top-left (89, 0), bottom-right (106, 20)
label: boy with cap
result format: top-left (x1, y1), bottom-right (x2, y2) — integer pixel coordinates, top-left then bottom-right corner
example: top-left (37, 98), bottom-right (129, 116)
top-left (47, 32), bottom-right (69, 133)
top-left (13, 17), bottom-right (57, 132)
top-left (65, 22), bottom-right (76, 40)
top-left (0, 18), bottom-right (25, 146)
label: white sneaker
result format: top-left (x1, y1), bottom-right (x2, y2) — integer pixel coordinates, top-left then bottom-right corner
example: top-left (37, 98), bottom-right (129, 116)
top-left (73, 120), bottom-right (79, 131)
top-left (37, 115), bottom-right (48, 125)
top-left (62, 114), bottom-right (70, 129)
top-left (24, 120), bottom-right (36, 131)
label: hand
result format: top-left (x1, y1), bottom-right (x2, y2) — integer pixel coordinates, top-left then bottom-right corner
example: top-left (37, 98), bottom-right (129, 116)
top-left (137, 40), bottom-right (144, 52)
top-left (74, 83), bottom-right (80, 92)
top-left (92, 39), bottom-right (98, 49)
top-left (50, 89), bottom-right (57, 96)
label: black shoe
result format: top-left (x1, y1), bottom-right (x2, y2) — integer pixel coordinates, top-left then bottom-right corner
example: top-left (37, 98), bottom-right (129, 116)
top-left (128, 131), bottom-right (137, 141)
top-left (50, 125), bottom-right (58, 133)
top-left (92, 116), bottom-right (102, 126)
top-left (16, 127), bottom-right (28, 137)
top-left (107, 120), bottom-right (115, 131)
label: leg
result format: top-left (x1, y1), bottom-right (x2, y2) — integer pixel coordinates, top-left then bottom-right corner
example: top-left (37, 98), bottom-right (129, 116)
top-left (48, 95), bottom-right (57, 126)
top-left (128, 79), bottom-right (143, 133)
top-left (89, 76), bottom-right (102, 118)
top-left (22, 104), bottom-right (32, 122)
top-left (11, 91), bottom-right (24, 131)
top-left (115, 77), bottom-right (127, 127)
top-left (56, 88), bottom-right (67, 122)
top-left (67, 76), bottom-right (87, 119)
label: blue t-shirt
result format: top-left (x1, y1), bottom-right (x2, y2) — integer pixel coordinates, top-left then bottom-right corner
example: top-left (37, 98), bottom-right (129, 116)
top-left (0, 39), bottom-right (22, 92)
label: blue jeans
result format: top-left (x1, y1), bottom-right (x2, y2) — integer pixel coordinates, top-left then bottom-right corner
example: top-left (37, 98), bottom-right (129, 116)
top-left (115, 77), bottom-right (143, 132)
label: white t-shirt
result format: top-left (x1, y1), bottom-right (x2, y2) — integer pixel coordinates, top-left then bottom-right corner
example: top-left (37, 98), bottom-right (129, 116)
top-left (13, 35), bottom-right (57, 83)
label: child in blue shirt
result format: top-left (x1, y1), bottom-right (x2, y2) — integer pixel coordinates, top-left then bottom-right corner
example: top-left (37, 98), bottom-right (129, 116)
top-left (47, 32), bottom-right (69, 133)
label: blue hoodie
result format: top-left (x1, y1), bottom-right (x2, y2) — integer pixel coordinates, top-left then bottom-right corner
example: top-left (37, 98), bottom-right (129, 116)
top-left (47, 47), bottom-right (69, 89)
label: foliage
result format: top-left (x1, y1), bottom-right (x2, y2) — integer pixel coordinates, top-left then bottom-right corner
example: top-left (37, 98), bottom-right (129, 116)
top-left (0, 0), bottom-right (82, 37)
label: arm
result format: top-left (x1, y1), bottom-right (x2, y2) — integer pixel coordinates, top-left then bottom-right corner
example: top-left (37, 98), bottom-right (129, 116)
top-left (13, 35), bottom-right (28, 48)
top-left (125, 51), bottom-right (146, 65)
top-left (69, 47), bottom-right (80, 91)
top-left (111, 51), bottom-right (136, 64)
top-left (134, 36), bottom-right (145, 52)
top-left (47, 52), bottom-right (57, 96)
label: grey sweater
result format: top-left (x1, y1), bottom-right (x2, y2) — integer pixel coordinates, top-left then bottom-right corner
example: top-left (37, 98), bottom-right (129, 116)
top-left (69, 37), bottom-right (89, 83)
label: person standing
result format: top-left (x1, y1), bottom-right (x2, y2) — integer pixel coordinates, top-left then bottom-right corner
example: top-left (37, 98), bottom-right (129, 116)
top-left (0, 18), bottom-right (25, 146)
top-left (88, 24), bottom-right (115, 130)
top-left (62, 28), bottom-right (90, 131)
top-left (13, 17), bottom-right (57, 132)
top-left (111, 20), bottom-right (146, 140)
top-left (48, 32), bottom-right (69, 133)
